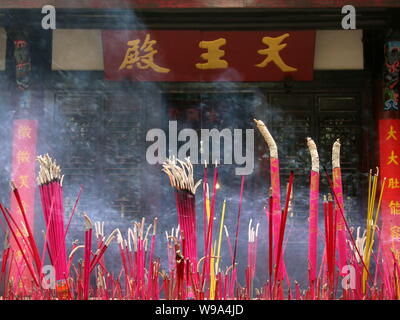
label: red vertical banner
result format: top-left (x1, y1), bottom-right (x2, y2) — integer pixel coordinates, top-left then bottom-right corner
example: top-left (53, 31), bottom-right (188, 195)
top-left (379, 119), bottom-right (400, 272)
top-left (9, 119), bottom-right (38, 291)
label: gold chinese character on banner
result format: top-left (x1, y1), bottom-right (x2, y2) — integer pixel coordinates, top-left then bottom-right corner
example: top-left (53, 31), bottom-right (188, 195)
top-left (119, 34), bottom-right (170, 73)
top-left (196, 38), bottom-right (228, 70)
top-left (387, 126), bottom-right (398, 141)
top-left (16, 125), bottom-right (32, 140)
top-left (15, 249), bottom-right (27, 263)
top-left (389, 200), bottom-right (400, 215)
top-left (15, 223), bottom-right (28, 238)
top-left (255, 33), bottom-right (298, 72)
top-left (387, 150), bottom-right (399, 165)
top-left (15, 250), bottom-right (22, 262)
top-left (392, 247), bottom-right (400, 263)
top-left (391, 225), bottom-right (400, 239)
top-left (388, 178), bottom-right (400, 189)
top-left (18, 175), bottom-right (29, 189)
top-left (16, 150), bottom-right (30, 164)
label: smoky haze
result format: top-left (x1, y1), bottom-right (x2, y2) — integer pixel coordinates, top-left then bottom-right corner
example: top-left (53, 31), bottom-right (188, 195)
top-left (0, 9), bottom-right (367, 294)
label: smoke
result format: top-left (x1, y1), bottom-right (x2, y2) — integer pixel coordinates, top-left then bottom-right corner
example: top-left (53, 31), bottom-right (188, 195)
top-left (0, 103), bottom-right (13, 207)
top-left (0, 9), bottom-right (369, 294)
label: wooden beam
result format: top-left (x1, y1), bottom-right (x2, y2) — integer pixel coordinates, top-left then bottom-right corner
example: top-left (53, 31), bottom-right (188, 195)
top-left (0, 0), bottom-right (399, 9)
top-left (0, 8), bottom-right (394, 30)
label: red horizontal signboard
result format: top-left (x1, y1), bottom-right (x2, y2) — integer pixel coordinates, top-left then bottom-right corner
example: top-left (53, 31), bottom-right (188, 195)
top-left (102, 30), bottom-right (315, 82)
top-left (0, 0), bottom-right (399, 8)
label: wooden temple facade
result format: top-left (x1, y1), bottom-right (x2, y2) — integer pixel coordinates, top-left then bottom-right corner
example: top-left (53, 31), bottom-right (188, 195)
top-left (0, 3), bottom-right (398, 273)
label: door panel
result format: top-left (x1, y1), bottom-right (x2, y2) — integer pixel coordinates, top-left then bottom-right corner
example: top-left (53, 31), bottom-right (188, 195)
top-left (53, 91), bottom-right (145, 223)
top-left (266, 93), bottom-right (362, 220)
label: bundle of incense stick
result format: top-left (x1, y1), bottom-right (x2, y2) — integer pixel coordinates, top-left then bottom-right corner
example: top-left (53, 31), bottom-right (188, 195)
top-left (332, 139), bottom-right (348, 275)
top-left (363, 168), bottom-right (385, 293)
top-left (162, 157), bottom-right (201, 268)
top-left (267, 192), bottom-right (274, 289)
top-left (246, 219), bottom-right (259, 299)
top-left (0, 199), bottom-right (41, 289)
top-left (147, 218), bottom-right (158, 300)
top-left (323, 162), bottom-right (373, 299)
top-left (212, 199), bottom-right (226, 300)
top-left (166, 227), bottom-right (180, 273)
top-left (307, 137), bottom-right (319, 299)
top-left (0, 181), bottom-right (44, 295)
top-left (346, 226), bottom-right (367, 299)
top-left (1, 143), bottom-right (399, 300)
top-left (254, 119), bottom-right (288, 283)
top-left (273, 171), bottom-right (294, 297)
top-left (114, 219), bottom-right (158, 299)
top-left (37, 154), bottom-right (69, 296)
top-left (1, 232), bottom-right (10, 288)
top-left (203, 162), bottom-right (219, 298)
top-left (83, 214), bottom-right (92, 300)
top-left (323, 194), bottom-right (336, 296)
top-left (94, 221), bottom-right (105, 268)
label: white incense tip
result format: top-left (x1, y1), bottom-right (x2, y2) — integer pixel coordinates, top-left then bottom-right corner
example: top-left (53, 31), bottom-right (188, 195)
top-left (10, 181), bottom-right (16, 191)
top-left (332, 138), bottom-right (341, 169)
top-left (254, 118), bottom-right (278, 159)
top-left (307, 137), bottom-right (319, 172)
top-left (224, 225), bottom-right (229, 237)
top-left (83, 213), bottom-right (92, 230)
top-left (162, 157), bottom-right (201, 194)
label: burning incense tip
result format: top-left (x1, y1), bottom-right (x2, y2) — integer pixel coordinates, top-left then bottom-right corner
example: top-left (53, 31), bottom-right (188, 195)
top-left (162, 157), bottom-right (201, 195)
top-left (36, 153), bottom-right (64, 185)
top-left (83, 213), bottom-right (92, 230)
top-left (332, 139), bottom-right (341, 169)
top-left (9, 181), bottom-right (17, 191)
top-left (306, 137), bottom-right (319, 172)
top-left (254, 118), bottom-right (278, 159)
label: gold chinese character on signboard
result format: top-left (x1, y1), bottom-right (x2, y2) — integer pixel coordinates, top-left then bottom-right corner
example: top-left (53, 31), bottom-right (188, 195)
top-left (119, 34), bottom-right (170, 73)
top-left (16, 125), bottom-right (32, 140)
top-left (255, 33), bottom-right (298, 72)
top-left (389, 200), bottom-right (400, 215)
top-left (387, 150), bottom-right (399, 165)
top-left (387, 126), bottom-right (398, 141)
top-left (196, 38), bottom-right (228, 70)
top-left (16, 150), bottom-right (30, 164)
top-left (388, 178), bottom-right (400, 189)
